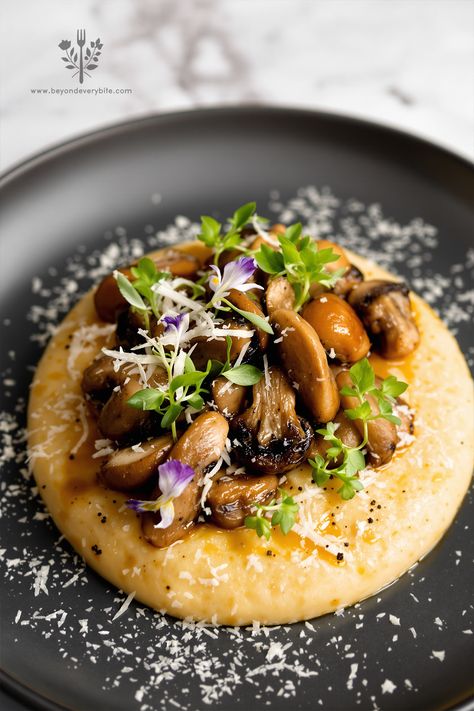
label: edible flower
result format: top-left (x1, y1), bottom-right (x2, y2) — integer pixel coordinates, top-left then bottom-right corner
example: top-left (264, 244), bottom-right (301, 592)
top-left (126, 459), bottom-right (194, 528)
top-left (208, 257), bottom-right (262, 304)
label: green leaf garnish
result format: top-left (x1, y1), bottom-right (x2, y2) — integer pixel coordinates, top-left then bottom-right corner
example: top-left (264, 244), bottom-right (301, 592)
top-left (223, 300), bottom-right (274, 334)
top-left (223, 364), bottom-right (263, 386)
top-left (115, 271), bottom-right (147, 311)
top-left (244, 489), bottom-right (299, 540)
top-left (310, 359), bottom-right (408, 500)
top-left (198, 202), bottom-right (257, 264)
top-left (253, 223), bottom-right (342, 311)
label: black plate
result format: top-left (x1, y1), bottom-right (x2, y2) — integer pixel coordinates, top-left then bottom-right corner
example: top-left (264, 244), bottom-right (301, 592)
top-left (0, 107), bottom-right (473, 711)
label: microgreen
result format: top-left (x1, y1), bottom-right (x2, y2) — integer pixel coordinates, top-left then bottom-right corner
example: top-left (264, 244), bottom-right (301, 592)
top-left (309, 359), bottom-right (408, 500)
top-left (198, 202), bottom-right (257, 265)
top-left (254, 224), bottom-right (345, 311)
top-left (211, 336), bottom-right (263, 386)
top-left (114, 257), bottom-right (170, 329)
top-left (339, 358), bottom-right (408, 426)
top-left (128, 362), bottom-right (211, 441)
top-left (244, 489), bottom-right (299, 540)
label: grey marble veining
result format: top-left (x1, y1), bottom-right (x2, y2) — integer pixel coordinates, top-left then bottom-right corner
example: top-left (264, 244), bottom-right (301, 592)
top-left (0, 0), bottom-right (473, 169)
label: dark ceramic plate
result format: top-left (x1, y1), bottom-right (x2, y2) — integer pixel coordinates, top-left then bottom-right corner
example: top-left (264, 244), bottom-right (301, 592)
top-left (0, 108), bottom-right (473, 711)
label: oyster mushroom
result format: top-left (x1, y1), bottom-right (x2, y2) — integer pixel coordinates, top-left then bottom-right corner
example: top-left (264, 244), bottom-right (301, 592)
top-left (101, 435), bottom-right (174, 491)
top-left (301, 293), bottom-right (370, 363)
top-left (208, 474), bottom-right (278, 529)
top-left (212, 377), bottom-right (247, 417)
top-left (309, 408), bottom-right (361, 465)
top-left (231, 366), bottom-right (312, 475)
top-left (337, 370), bottom-right (397, 466)
top-left (265, 276), bottom-right (295, 316)
top-left (333, 264), bottom-right (364, 299)
top-left (348, 280), bottom-right (420, 359)
top-left (271, 309), bottom-right (340, 423)
top-left (142, 412), bottom-right (229, 547)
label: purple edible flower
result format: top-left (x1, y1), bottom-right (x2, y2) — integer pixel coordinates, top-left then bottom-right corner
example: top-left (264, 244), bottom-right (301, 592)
top-left (208, 256), bottom-right (262, 303)
top-left (126, 459), bottom-right (195, 529)
top-left (161, 313), bottom-right (185, 332)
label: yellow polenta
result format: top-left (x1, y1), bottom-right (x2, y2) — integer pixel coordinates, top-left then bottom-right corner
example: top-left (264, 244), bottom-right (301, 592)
top-left (28, 247), bottom-right (473, 625)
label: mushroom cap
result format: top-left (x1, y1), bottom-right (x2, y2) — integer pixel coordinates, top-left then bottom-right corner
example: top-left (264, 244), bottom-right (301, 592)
top-left (227, 289), bottom-right (269, 351)
top-left (271, 308), bottom-right (340, 423)
top-left (208, 474), bottom-right (278, 529)
top-left (142, 412), bottom-right (229, 548)
top-left (101, 435), bottom-right (174, 491)
top-left (142, 479), bottom-right (201, 548)
top-left (301, 293), bottom-right (370, 363)
top-left (265, 276), bottom-right (295, 316)
top-left (211, 377), bottom-right (247, 418)
top-left (348, 279), bottom-right (420, 359)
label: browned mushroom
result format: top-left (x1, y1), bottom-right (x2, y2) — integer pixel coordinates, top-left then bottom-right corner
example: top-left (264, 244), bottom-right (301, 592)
top-left (301, 293), bottom-right (370, 363)
top-left (208, 474), bottom-right (278, 529)
top-left (115, 308), bottom-right (149, 349)
top-left (333, 264), bottom-right (364, 298)
top-left (212, 377), bottom-right (247, 417)
top-left (101, 435), bottom-right (174, 491)
top-left (93, 250), bottom-right (201, 323)
top-left (309, 408), bottom-right (361, 465)
top-left (316, 239), bottom-right (351, 273)
top-left (153, 249), bottom-right (201, 279)
top-left (348, 280), bottom-right (420, 359)
top-left (190, 318), bottom-right (254, 371)
top-left (97, 375), bottom-right (152, 442)
top-left (231, 366), bottom-right (312, 475)
top-left (142, 412), bottom-right (229, 547)
top-left (94, 268), bottom-right (132, 323)
top-left (265, 277), bottom-right (295, 316)
top-left (337, 370), bottom-right (397, 465)
top-left (81, 355), bottom-right (127, 415)
top-left (227, 289), bottom-right (269, 351)
top-left (269, 223), bottom-right (287, 236)
top-left (271, 309), bottom-right (340, 423)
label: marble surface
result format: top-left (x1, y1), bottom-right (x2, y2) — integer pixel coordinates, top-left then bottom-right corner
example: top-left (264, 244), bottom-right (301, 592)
top-left (0, 0), bottom-right (473, 171)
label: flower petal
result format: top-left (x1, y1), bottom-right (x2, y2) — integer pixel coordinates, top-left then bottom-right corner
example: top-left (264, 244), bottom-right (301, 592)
top-left (153, 500), bottom-right (175, 529)
top-left (208, 265), bottom-right (222, 293)
top-left (162, 313), bottom-right (185, 331)
top-left (158, 459), bottom-right (195, 499)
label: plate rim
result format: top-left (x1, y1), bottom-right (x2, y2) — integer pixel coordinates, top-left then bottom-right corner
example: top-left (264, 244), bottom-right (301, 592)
top-left (0, 104), bottom-right (473, 192)
top-left (1, 104), bottom-right (473, 711)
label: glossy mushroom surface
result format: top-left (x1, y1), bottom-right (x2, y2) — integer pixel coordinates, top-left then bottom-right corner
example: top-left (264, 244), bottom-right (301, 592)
top-left (349, 280), bottom-right (420, 359)
top-left (271, 309), bottom-right (340, 423)
top-left (208, 474), bottom-right (278, 529)
top-left (302, 293), bottom-right (370, 363)
top-left (101, 435), bottom-right (174, 491)
top-left (142, 412), bottom-right (229, 548)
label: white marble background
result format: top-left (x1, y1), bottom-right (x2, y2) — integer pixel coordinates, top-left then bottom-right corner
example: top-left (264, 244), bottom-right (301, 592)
top-left (0, 0), bottom-right (473, 171)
